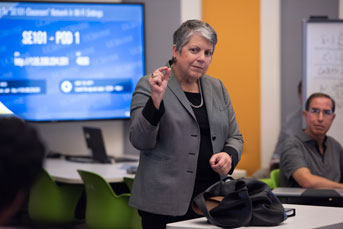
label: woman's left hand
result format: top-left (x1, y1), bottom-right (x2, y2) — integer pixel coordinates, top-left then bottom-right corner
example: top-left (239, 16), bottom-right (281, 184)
top-left (209, 152), bottom-right (232, 175)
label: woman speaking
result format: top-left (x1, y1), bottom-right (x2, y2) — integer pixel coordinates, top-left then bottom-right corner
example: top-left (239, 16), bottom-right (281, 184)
top-left (129, 19), bottom-right (243, 229)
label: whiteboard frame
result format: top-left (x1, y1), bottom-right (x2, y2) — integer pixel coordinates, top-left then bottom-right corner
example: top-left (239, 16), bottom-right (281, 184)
top-left (303, 19), bottom-right (343, 144)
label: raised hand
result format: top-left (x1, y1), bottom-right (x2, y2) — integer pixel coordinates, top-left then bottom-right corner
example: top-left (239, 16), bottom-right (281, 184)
top-left (149, 66), bottom-right (171, 110)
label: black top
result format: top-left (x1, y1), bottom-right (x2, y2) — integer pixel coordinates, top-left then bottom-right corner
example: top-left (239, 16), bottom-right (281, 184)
top-left (184, 91), bottom-right (220, 197)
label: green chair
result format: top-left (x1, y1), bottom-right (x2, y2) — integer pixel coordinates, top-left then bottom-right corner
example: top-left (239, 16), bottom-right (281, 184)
top-left (124, 176), bottom-right (134, 191)
top-left (258, 168), bottom-right (280, 189)
top-left (78, 170), bottom-right (141, 229)
top-left (123, 176), bottom-right (142, 229)
top-left (270, 168), bottom-right (280, 188)
top-left (259, 177), bottom-right (275, 189)
top-left (28, 169), bottom-right (83, 224)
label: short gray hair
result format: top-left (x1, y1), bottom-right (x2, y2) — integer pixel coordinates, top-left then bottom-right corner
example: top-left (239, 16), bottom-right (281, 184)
top-left (173, 20), bottom-right (218, 53)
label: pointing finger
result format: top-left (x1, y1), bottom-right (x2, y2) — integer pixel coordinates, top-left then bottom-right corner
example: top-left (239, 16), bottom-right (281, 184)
top-left (162, 68), bottom-right (171, 81)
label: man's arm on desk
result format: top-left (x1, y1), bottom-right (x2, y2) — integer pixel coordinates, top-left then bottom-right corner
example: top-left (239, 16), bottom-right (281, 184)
top-left (293, 168), bottom-right (343, 189)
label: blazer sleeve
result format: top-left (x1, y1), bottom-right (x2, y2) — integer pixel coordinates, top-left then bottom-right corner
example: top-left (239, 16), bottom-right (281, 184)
top-left (220, 80), bottom-right (244, 168)
top-left (129, 76), bottom-right (161, 150)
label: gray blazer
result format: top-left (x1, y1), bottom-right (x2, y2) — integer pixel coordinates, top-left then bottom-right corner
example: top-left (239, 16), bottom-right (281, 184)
top-left (129, 70), bottom-right (243, 216)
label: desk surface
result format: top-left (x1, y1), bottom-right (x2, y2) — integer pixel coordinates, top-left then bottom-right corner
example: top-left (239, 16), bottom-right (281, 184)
top-left (167, 204), bottom-right (343, 229)
top-left (273, 187), bottom-right (343, 197)
top-left (44, 158), bottom-right (247, 184)
top-left (44, 158), bottom-right (136, 184)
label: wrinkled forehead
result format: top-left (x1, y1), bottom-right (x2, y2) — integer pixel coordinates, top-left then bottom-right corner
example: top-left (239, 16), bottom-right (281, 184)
top-left (309, 97), bottom-right (333, 110)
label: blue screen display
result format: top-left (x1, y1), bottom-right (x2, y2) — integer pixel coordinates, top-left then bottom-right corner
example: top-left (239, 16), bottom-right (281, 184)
top-left (0, 1), bottom-right (145, 121)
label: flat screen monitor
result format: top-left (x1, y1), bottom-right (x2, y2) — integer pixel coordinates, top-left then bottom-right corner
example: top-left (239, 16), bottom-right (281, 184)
top-left (0, 1), bottom-right (145, 121)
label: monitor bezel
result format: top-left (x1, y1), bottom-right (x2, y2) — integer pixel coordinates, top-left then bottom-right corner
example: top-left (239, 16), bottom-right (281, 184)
top-left (0, 0), bottom-right (146, 123)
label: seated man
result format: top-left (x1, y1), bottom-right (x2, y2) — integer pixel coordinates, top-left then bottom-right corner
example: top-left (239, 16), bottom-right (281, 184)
top-left (0, 117), bottom-right (45, 225)
top-left (279, 92), bottom-right (343, 188)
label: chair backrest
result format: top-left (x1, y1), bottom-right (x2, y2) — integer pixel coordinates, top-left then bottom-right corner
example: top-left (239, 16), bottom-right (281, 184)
top-left (28, 169), bottom-right (83, 224)
top-left (271, 169), bottom-right (280, 188)
top-left (123, 176), bottom-right (142, 229)
top-left (77, 169), bottom-right (136, 228)
top-left (258, 178), bottom-right (275, 189)
top-left (124, 176), bottom-right (134, 191)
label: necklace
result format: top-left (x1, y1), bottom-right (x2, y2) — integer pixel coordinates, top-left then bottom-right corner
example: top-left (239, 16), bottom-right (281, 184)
top-left (189, 79), bottom-right (203, 108)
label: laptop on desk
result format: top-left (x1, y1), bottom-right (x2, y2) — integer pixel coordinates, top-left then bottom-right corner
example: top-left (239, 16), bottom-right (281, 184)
top-left (273, 187), bottom-right (343, 198)
top-left (334, 189), bottom-right (343, 196)
top-left (273, 187), bottom-right (306, 197)
top-left (302, 189), bottom-right (342, 198)
top-left (83, 126), bottom-right (112, 164)
top-left (82, 126), bottom-right (139, 163)
top-left (273, 187), bottom-right (343, 207)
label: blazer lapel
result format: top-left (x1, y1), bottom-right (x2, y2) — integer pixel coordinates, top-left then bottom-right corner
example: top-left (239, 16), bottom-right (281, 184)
top-left (167, 71), bottom-right (196, 120)
top-left (201, 75), bottom-right (213, 119)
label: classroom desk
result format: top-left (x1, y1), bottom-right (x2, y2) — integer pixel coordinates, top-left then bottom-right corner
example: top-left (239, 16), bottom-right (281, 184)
top-left (44, 158), bottom-right (137, 184)
top-left (273, 187), bottom-right (343, 198)
top-left (230, 169), bottom-right (247, 179)
top-left (272, 187), bottom-right (343, 207)
top-left (44, 158), bottom-right (247, 184)
top-left (167, 204), bottom-right (343, 229)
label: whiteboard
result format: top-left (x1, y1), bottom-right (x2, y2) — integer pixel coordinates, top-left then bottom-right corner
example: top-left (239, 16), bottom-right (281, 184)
top-left (304, 20), bottom-right (343, 145)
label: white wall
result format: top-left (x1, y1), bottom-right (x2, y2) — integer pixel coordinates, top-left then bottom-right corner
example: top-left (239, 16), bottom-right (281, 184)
top-left (260, 0), bottom-right (281, 168)
top-left (181, 0), bottom-right (202, 22)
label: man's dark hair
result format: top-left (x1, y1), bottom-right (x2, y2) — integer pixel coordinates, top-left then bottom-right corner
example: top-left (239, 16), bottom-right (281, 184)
top-left (0, 117), bottom-right (45, 212)
top-left (297, 80), bottom-right (302, 96)
top-left (305, 92), bottom-right (336, 113)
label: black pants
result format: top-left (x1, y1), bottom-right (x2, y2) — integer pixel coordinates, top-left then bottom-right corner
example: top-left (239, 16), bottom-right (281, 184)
top-left (137, 179), bottom-right (218, 229)
top-left (138, 205), bottom-right (201, 229)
